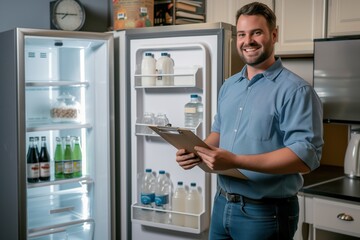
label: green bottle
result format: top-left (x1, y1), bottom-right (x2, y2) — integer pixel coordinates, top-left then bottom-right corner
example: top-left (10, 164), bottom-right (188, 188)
top-left (54, 137), bottom-right (64, 179)
top-left (72, 136), bottom-right (82, 178)
top-left (63, 136), bottom-right (73, 178)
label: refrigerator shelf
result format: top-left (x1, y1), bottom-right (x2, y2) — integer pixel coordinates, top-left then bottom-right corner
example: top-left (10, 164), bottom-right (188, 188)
top-left (27, 176), bottom-right (93, 189)
top-left (131, 203), bottom-right (208, 234)
top-left (134, 66), bottom-right (202, 88)
top-left (26, 122), bottom-right (92, 132)
top-left (26, 81), bottom-right (89, 88)
top-left (28, 218), bottom-right (95, 239)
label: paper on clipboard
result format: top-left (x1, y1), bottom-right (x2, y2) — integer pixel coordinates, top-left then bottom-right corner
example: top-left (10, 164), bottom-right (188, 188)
top-left (148, 126), bottom-right (247, 180)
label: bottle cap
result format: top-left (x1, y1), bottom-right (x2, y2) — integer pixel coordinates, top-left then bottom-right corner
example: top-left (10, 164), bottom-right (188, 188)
top-left (177, 181), bottom-right (183, 186)
top-left (161, 52), bottom-right (168, 56)
top-left (145, 52), bottom-right (152, 56)
top-left (159, 170), bottom-right (165, 174)
top-left (145, 168), bottom-right (152, 173)
top-left (190, 182), bottom-right (196, 187)
top-left (190, 94), bottom-right (198, 98)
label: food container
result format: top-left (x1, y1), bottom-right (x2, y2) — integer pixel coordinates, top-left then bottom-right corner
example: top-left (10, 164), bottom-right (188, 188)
top-left (50, 93), bottom-right (81, 122)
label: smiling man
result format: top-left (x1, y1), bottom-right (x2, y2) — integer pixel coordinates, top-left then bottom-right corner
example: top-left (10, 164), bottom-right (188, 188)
top-left (175, 2), bottom-right (324, 240)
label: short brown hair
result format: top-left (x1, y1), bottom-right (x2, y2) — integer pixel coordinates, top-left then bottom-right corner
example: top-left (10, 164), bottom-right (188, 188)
top-left (236, 2), bottom-right (276, 31)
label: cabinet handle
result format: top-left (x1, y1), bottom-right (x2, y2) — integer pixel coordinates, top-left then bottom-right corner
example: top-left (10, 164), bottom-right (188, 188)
top-left (337, 213), bottom-right (354, 221)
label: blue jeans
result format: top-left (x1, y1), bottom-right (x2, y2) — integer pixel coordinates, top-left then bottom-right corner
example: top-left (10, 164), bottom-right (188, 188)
top-left (209, 191), bottom-right (299, 240)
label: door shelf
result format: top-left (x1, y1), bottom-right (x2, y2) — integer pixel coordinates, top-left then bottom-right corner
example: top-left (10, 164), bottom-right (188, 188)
top-left (131, 203), bottom-right (209, 234)
top-left (28, 218), bottom-right (94, 239)
top-left (134, 66), bottom-right (202, 89)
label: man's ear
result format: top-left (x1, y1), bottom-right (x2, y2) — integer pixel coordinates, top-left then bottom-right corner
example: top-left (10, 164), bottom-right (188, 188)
top-left (273, 26), bottom-right (279, 43)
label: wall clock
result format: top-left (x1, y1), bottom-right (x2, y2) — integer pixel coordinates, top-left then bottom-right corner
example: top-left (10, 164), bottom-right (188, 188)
top-left (51, 0), bottom-right (86, 31)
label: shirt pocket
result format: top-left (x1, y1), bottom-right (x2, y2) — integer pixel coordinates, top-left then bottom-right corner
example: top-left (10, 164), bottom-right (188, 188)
top-left (246, 110), bottom-right (274, 141)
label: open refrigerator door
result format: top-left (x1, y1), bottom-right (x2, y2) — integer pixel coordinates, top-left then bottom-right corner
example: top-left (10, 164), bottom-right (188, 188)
top-left (0, 28), bottom-right (115, 240)
top-left (115, 22), bottom-right (242, 240)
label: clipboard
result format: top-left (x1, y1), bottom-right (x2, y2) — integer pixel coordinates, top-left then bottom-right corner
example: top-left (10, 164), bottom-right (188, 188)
top-left (148, 126), bottom-right (247, 180)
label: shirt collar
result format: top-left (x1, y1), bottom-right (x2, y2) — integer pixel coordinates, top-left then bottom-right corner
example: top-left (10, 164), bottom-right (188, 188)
top-left (236, 57), bottom-right (284, 83)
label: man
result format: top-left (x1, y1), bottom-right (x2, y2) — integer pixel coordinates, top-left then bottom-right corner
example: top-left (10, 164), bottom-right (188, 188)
top-left (175, 2), bottom-right (323, 240)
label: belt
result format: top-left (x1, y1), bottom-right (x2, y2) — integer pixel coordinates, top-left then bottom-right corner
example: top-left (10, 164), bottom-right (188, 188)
top-left (219, 188), bottom-right (296, 205)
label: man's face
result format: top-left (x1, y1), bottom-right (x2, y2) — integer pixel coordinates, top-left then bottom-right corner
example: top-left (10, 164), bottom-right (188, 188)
top-left (236, 14), bottom-right (277, 67)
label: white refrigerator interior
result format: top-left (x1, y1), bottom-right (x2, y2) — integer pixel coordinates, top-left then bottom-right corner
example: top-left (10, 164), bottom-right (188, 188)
top-left (117, 22), bottom-right (242, 240)
top-left (0, 28), bottom-right (114, 240)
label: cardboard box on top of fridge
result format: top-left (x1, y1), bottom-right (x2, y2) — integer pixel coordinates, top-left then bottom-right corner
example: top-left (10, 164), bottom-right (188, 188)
top-left (113, 0), bottom-right (154, 30)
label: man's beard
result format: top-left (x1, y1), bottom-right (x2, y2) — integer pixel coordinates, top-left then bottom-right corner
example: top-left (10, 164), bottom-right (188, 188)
top-left (238, 42), bottom-right (273, 67)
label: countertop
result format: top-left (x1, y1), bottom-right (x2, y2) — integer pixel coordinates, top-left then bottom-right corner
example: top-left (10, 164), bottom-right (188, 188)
top-left (300, 165), bottom-right (360, 202)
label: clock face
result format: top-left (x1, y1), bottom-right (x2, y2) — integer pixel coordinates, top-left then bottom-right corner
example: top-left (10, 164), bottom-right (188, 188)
top-left (52, 0), bottom-right (86, 31)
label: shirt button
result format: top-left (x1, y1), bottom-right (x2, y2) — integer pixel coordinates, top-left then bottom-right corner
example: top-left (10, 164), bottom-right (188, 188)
top-left (239, 107), bottom-right (243, 111)
top-left (234, 129), bottom-right (237, 132)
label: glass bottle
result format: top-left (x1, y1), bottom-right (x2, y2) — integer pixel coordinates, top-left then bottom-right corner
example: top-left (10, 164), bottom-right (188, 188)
top-left (54, 137), bottom-right (64, 179)
top-left (27, 137), bottom-right (39, 183)
top-left (63, 136), bottom-right (73, 178)
top-left (39, 136), bottom-right (50, 181)
top-left (72, 136), bottom-right (82, 178)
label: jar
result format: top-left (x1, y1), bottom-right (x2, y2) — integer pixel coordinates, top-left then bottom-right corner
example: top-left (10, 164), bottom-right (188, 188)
top-left (50, 93), bottom-right (81, 122)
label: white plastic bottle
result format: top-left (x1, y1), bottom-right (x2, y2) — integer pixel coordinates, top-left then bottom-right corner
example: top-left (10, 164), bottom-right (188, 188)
top-left (139, 168), bottom-right (155, 221)
top-left (184, 94), bottom-right (200, 128)
top-left (154, 170), bottom-right (172, 224)
top-left (171, 181), bottom-right (187, 226)
top-left (185, 182), bottom-right (203, 229)
top-left (141, 52), bottom-right (156, 86)
top-left (156, 52), bottom-right (174, 86)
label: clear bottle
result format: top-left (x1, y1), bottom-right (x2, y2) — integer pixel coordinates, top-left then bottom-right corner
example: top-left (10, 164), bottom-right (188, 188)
top-left (184, 94), bottom-right (200, 128)
top-left (155, 113), bottom-right (169, 126)
top-left (197, 96), bottom-right (204, 124)
top-left (156, 52), bottom-right (174, 86)
top-left (72, 136), bottom-right (82, 178)
top-left (63, 136), bottom-right (73, 178)
top-left (185, 182), bottom-right (203, 229)
top-left (54, 137), bottom-right (64, 179)
top-left (171, 181), bottom-right (187, 226)
top-left (27, 137), bottom-right (39, 183)
top-left (139, 168), bottom-right (156, 221)
top-left (141, 52), bottom-right (156, 86)
top-left (39, 136), bottom-right (50, 181)
top-left (154, 170), bottom-right (172, 224)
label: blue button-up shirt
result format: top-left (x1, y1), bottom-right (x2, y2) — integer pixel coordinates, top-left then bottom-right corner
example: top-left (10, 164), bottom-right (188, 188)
top-left (212, 58), bottom-right (323, 199)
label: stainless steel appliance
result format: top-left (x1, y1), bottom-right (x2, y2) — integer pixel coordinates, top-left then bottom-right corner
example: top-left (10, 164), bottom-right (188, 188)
top-left (114, 22), bottom-right (243, 240)
top-left (314, 36), bottom-right (360, 178)
top-left (0, 28), bottom-right (115, 239)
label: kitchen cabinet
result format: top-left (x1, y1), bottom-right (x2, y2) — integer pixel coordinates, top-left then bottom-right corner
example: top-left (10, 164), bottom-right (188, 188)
top-left (206, 0), bottom-right (274, 25)
top-left (274, 0), bottom-right (325, 55)
top-left (327, 0), bottom-right (360, 37)
top-left (300, 177), bottom-right (360, 239)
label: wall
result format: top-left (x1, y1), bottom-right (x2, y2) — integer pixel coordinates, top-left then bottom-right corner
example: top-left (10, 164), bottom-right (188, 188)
top-left (0, 0), bottom-right (111, 33)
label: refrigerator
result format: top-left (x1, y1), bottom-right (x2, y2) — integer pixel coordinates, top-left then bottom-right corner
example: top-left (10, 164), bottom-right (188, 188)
top-left (0, 28), bottom-right (115, 240)
top-left (114, 22), bottom-right (243, 240)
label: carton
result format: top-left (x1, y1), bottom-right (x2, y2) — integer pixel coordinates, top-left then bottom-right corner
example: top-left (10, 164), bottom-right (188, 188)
top-left (113, 0), bottom-right (154, 30)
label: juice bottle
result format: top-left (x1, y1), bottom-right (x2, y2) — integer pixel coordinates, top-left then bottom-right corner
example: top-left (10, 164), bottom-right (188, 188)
top-left (63, 136), bottom-right (73, 178)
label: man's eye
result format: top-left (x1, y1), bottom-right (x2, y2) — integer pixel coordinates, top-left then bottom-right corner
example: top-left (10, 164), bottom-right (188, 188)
top-left (254, 31), bottom-right (262, 35)
top-left (238, 33), bottom-right (245, 38)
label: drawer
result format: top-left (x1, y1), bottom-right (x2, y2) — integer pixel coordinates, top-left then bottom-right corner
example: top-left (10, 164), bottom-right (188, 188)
top-left (313, 198), bottom-right (360, 237)
top-left (27, 184), bottom-right (92, 231)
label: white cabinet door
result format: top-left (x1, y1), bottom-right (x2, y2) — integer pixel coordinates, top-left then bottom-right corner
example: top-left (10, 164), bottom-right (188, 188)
top-left (275, 0), bottom-right (325, 55)
top-left (206, 0), bottom-right (274, 25)
top-left (328, 0), bottom-right (360, 37)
